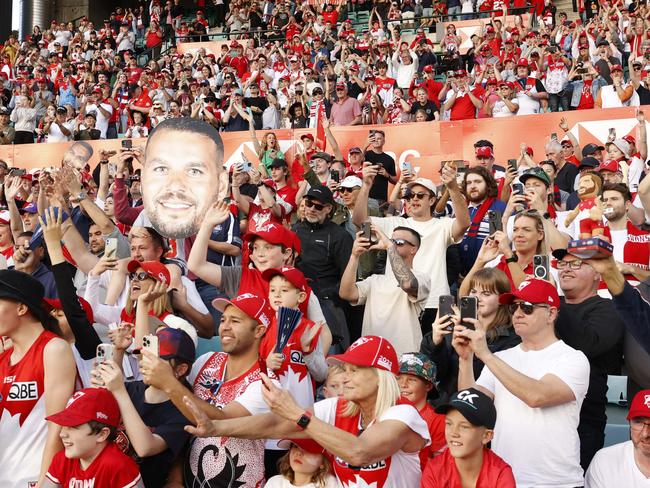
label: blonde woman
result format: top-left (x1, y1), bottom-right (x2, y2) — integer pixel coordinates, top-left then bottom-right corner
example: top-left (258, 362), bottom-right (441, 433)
top-left (249, 123), bottom-right (285, 172)
top-left (183, 336), bottom-right (431, 488)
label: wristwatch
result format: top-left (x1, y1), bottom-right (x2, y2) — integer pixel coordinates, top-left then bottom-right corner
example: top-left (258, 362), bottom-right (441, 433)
top-left (505, 254), bottom-right (518, 264)
top-left (296, 411), bottom-right (312, 430)
top-left (70, 191), bottom-right (87, 203)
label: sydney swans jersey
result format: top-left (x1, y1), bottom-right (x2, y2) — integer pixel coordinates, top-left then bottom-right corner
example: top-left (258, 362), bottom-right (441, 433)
top-left (313, 397), bottom-right (430, 488)
top-left (0, 331), bottom-right (58, 488)
top-left (185, 352), bottom-right (269, 488)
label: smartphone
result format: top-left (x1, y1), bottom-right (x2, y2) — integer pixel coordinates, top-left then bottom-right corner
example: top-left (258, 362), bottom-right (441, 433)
top-left (453, 160), bottom-right (466, 172)
top-left (104, 237), bottom-right (118, 259)
top-left (8, 168), bottom-right (26, 177)
top-left (488, 210), bottom-right (502, 235)
top-left (508, 158), bottom-right (518, 172)
top-left (459, 296), bottom-right (478, 330)
top-left (608, 128), bottom-right (616, 140)
top-left (361, 221), bottom-right (376, 244)
top-left (142, 334), bottom-right (159, 356)
top-left (96, 343), bottom-right (115, 363)
top-left (439, 295), bottom-right (455, 331)
top-left (402, 161), bottom-right (413, 173)
top-left (240, 152), bottom-right (253, 172)
top-left (121, 139), bottom-right (132, 149)
top-left (550, 133), bottom-right (558, 141)
top-left (330, 171), bottom-right (340, 183)
top-left (512, 182), bottom-right (525, 196)
top-left (534, 254), bottom-right (550, 280)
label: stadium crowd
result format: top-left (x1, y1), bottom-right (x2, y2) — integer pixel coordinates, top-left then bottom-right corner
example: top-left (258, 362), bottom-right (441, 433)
top-left (1, 0), bottom-right (650, 487)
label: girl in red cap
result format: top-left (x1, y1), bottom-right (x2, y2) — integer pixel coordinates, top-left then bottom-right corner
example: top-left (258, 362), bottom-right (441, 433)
top-left (266, 439), bottom-right (338, 488)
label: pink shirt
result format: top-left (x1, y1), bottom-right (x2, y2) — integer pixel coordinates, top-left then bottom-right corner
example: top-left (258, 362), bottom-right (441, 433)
top-left (330, 96), bottom-right (362, 126)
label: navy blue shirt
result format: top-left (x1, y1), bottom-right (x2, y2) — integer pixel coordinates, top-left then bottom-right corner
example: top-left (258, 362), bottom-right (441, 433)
top-left (459, 199), bottom-right (506, 276)
top-left (32, 263), bottom-right (58, 299)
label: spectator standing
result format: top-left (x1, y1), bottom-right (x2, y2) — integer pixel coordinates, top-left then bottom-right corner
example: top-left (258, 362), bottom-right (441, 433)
top-left (330, 82), bottom-right (362, 126)
top-left (596, 64), bottom-right (635, 108)
top-left (444, 70), bottom-right (485, 121)
top-left (363, 129), bottom-right (398, 207)
top-left (10, 95), bottom-right (38, 144)
top-left (0, 106), bottom-right (15, 144)
top-left (514, 59), bottom-right (549, 115)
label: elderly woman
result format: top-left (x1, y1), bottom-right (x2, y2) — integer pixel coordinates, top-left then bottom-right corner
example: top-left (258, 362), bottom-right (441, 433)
top-left (183, 335), bottom-right (431, 488)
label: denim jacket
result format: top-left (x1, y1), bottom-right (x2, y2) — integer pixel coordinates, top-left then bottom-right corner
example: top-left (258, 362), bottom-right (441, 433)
top-left (569, 77), bottom-right (607, 108)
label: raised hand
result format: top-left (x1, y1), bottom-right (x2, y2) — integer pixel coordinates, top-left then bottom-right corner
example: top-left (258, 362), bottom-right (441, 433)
top-left (183, 395), bottom-right (219, 437)
top-left (300, 322), bottom-right (323, 353)
top-left (204, 200), bottom-right (232, 227)
top-left (109, 322), bottom-right (134, 350)
top-left (38, 206), bottom-right (64, 245)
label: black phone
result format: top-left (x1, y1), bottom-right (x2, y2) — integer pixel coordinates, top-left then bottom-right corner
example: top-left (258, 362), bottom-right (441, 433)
top-left (439, 295), bottom-right (455, 331)
top-left (330, 171), bottom-right (340, 183)
top-left (534, 254), bottom-right (550, 280)
top-left (508, 158), bottom-right (518, 172)
top-left (121, 139), bottom-right (132, 149)
top-left (550, 132), bottom-right (558, 141)
top-left (460, 296), bottom-right (478, 330)
top-left (512, 182), bottom-right (524, 196)
top-left (361, 221), bottom-right (375, 244)
top-left (488, 210), bottom-right (502, 235)
top-left (8, 168), bottom-right (26, 177)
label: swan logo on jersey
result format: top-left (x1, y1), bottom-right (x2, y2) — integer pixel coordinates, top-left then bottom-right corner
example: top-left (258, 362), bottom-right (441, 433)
top-left (8, 381), bottom-right (38, 400)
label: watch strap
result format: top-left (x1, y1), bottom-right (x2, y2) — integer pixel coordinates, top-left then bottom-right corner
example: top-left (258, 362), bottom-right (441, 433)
top-left (296, 410), bottom-right (312, 430)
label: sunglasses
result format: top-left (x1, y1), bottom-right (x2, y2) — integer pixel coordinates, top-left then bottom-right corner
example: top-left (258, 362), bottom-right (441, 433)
top-left (391, 238), bottom-right (415, 247)
top-left (508, 302), bottom-right (550, 315)
top-left (129, 271), bottom-right (151, 282)
top-left (404, 191), bottom-right (430, 200)
top-left (304, 199), bottom-right (326, 210)
top-left (557, 260), bottom-right (585, 270)
top-left (339, 187), bottom-right (358, 194)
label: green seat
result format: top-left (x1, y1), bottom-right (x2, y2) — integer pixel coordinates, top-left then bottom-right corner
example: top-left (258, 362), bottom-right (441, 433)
top-left (401, 28), bottom-right (415, 36)
top-left (356, 12), bottom-right (370, 23)
top-left (347, 12), bottom-right (357, 22)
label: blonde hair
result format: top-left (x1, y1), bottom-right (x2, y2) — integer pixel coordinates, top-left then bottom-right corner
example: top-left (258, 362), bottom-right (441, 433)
top-left (341, 368), bottom-right (400, 420)
top-left (327, 364), bottom-right (345, 378)
top-left (513, 210), bottom-right (547, 255)
top-left (278, 449), bottom-right (332, 487)
top-left (128, 226), bottom-right (153, 241)
top-left (124, 289), bottom-right (172, 318)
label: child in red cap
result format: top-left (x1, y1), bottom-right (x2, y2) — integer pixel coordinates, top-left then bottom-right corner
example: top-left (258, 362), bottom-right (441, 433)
top-left (44, 388), bottom-right (143, 488)
top-left (265, 438), bottom-right (338, 488)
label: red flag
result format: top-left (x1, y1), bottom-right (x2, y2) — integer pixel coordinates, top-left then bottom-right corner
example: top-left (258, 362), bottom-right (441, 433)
top-left (315, 102), bottom-right (326, 151)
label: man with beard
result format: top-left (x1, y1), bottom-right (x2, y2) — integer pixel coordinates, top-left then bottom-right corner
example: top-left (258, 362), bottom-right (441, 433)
top-left (138, 294), bottom-right (277, 488)
top-left (601, 183), bottom-right (650, 288)
top-left (459, 167), bottom-right (506, 275)
top-left (140, 117), bottom-right (223, 240)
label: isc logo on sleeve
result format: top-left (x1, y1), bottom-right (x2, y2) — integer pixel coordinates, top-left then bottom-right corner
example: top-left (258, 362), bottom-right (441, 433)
top-left (8, 381), bottom-right (39, 401)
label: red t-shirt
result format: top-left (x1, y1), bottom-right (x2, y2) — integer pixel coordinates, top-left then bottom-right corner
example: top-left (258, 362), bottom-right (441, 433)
top-left (322, 10), bottom-right (339, 25)
top-left (577, 79), bottom-right (595, 110)
top-left (495, 256), bottom-right (534, 289)
top-left (450, 86), bottom-right (485, 121)
top-left (46, 442), bottom-right (142, 488)
top-left (418, 402), bottom-right (446, 470)
top-left (246, 202), bottom-right (284, 234)
top-left (421, 448), bottom-right (516, 487)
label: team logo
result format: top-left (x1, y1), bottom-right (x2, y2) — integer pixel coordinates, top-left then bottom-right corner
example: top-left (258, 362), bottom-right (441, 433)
top-left (349, 336), bottom-right (371, 350)
top-left (377, 355), bottom-right (393, 371)
top-left (96, 411), bottom-right (108, 420)
top-left (8, 381), bottom-right (39, 401)
top-left (644, 395), bottom-right (650, 408)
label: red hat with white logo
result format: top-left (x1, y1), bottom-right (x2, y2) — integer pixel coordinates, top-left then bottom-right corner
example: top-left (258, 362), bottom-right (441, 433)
top-left (622, 134), bottom-right (636, 145)
top-left (212, 293), bottom-right (273, 328)
top-left (499, 278), bottom-right (560, 308)
top-left (0, 210), bottom-right (10, 225)
top-left (246, 222), bottom-right (301, 253)
top-left (328, 335), bottom-right (399, 374)
top-left (610, 64), bottom-right (623, 73)
top-left (44, 296), bottom-right (94, 325)
top-left (127, 260), bottom-right (171, 285)
top-left (627, 389), bottom-right (650, 420)
top-left (597, 159), bottom-right (622, 173)
top-left (262, 266), bottom-right (308, 292)
top-left (277, 438), bottom-right (325, 454)
top-left (476, 146), bottom-right (494, 158)
top-left (46, 388), bottom-right (121, 427)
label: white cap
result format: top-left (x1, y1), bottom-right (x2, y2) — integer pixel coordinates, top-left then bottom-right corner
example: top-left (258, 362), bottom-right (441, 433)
top-left (340, 175), bottom-right (363, 189)
top-left (406, 177), bottom-right (437, 196)
top-left (606, 139), bottom-right (631, 158)
top-left (163, 315), bottom-right (199, 347)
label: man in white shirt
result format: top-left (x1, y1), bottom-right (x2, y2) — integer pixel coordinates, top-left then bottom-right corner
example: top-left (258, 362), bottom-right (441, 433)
top-left (82, 87), bottom-right (113, 139)
top-left (456, 278), bottom-right (590, 487)
top-left (586, 389), bottom-right (650, 487)
top-left (46, 107), bottom-right (74, 143)
top-left (116, 23), bottom-right (135, 53)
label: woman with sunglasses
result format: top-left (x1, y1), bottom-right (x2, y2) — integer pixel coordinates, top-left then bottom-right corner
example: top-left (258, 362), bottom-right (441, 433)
top-left (421, 268), bottom-right (521, 400)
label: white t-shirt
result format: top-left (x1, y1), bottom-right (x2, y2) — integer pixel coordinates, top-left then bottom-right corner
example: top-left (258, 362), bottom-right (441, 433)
top-left (84, 102), bottom-right (113, 139)
top-left (265, 475), bottom-right (340, 488)
top-left (370, 216), bottom-right (457, 308)
top-left (313, 397), bottom-right (430, 488)
top-left (355, 267), bottom-right (430, 356)
top-left (492, 98), bottom-right (518, 117)
top-left (585, 441), bottom-right (650, 487)
top-left (46, 119), bottom-right (75, 142)
top-left (477, 340), bottom-right (590, 487)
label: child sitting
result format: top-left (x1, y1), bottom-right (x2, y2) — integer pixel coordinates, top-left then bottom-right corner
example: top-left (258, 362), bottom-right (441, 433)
top-left (44, 388), bottom-right (143, 487)
top-left (265, 438), bottom-right (338, 488)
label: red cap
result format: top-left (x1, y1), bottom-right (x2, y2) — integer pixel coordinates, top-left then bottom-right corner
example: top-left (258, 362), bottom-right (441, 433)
top-left (454, 69), bottom-right (467, 77)
top-left (212, 293), bottom-right (273, 327)
top-left (328, 335), bottom-right (399, 374)
top-left (476, 146), bottom-right (494, 158)
top-left (262, 266), bottom-right (308, 292)
top-left (230, 40), bottom-right (241, 48)
top-left (277, 438), bottom-right (325, 454)
top-left (196, 9), bottom-right (204, 14)
top-left (510, 28), bottom-right (520, 35)
top-left (610, 64), bottom-right (623, 73)
top-left (499, 278), bottom-right (560, 308)
top-left (517, 58), bottom-right (529, 67)
top-left (127, 260), bottom-right (171, 285)
top-left (627, 389), bottom-right (650, 420)
top-left (46, 388), bottom-right (121, 428)
top-left (246, 222), bottom-right (301, 253)
top-left (622, 134), bottom-right (636, 145)
top-left (300, 133), bottom-right (314, 141)
top-left (44, 296), bottom-right (94, 325)
top-left (486, 25), bottom-right (495, 33)
top-left (423, 65), bottom-right (434, 73)
top-left (597, 159), bottom-right (622, 173)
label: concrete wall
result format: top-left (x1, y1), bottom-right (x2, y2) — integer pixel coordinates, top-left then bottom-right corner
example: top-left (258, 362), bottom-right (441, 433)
top-left (53, 0), bottom-right (88, 23)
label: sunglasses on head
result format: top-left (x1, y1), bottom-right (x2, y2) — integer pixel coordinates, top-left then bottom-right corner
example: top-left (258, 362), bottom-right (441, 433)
top-left (304, 199), bottom-right (326, 210)
top-left (130, 271), bottom-right (151, 282)
top-left (508, 302), bottom-right (550, 315)
top-left (404, 191), bottom-right (430, 200)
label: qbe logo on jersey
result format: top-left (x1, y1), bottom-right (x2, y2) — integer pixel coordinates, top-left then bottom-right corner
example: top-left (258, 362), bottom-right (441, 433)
top-left (8, 381), bottom-right (39, 401)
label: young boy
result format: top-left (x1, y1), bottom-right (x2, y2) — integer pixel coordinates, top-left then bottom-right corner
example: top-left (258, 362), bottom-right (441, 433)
top-left (322, 364), bottom-right (346, 398)
top-left (44, 387), bottom-right (143, 488)
top-left (397, 352), bottom-right (446, 469)
top-left (421, 388), bottom-right (516, 487)
top-left (260, 266), bottom-right (328, 406)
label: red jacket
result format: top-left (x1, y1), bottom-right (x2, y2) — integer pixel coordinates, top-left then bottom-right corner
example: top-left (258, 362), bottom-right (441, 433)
top-left (421, 448), bottom-right (516, 487)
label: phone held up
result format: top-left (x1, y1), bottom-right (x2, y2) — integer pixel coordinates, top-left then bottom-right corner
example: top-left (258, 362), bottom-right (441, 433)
top-left (459, 296), bottom-right (478, 330)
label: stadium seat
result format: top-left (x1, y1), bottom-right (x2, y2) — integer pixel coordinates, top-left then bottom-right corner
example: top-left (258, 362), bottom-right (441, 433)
top-left (347, 12), bottom-right (357, 22)
top-left (604, 423), bottom-right (630, 447)
top-left (606, 375), bottom-right (628, 406)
